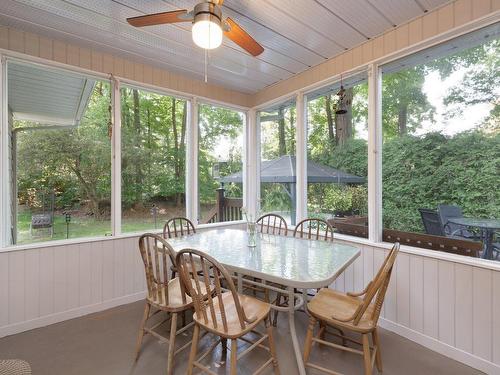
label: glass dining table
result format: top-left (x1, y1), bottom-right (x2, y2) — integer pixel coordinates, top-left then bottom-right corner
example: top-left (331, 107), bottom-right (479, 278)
top-left (167, 228), bottom-right (361, 375)
top-left (447, 217), bottom-right (500, 260)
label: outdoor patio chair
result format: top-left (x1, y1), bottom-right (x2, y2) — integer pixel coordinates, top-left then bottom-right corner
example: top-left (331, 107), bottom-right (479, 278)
top-left (438, 204), bottom-right (479, 240)
top-left (418, 208), bottom-right (444, 236)
top-left (303, 242), bottom-right (400, 375)
top-left (176, 248), bottom-right (280, 375)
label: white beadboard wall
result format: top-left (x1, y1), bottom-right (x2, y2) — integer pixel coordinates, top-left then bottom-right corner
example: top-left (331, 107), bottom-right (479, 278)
top-left (332, 239), bottom-right (500, 374)
top-left (1, 233), bottom-right (499, 373)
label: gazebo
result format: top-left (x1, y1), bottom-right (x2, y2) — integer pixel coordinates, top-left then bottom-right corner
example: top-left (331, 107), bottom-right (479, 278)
top-left (219, 155), bottom-right (365, 224)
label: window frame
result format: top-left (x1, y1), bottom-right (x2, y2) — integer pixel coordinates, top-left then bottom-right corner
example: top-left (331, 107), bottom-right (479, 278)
top-left (251, 16), bottom-right (500, 271)
top-left (196, 100), bottom-right (247, 225)
top-left (0, 13), bottom-right (498, 275)
top-left (0, 54), bottom-right (250, 249)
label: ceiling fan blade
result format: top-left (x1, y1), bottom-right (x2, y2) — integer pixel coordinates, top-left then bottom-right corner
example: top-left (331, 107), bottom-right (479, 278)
top-left (127, 10), bottom-right (190, 27)
top-left (224, 18), bottom-right (264, 57)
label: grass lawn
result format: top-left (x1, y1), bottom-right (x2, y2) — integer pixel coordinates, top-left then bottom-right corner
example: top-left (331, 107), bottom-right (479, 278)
top-left (16, 211), bottom-right (172, 245)
top-left (15, 203), bottom-right (219, 245)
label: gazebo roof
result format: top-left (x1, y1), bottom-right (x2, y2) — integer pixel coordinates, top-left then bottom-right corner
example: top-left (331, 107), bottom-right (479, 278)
top-left (219, 155), bottom-right (365, 184)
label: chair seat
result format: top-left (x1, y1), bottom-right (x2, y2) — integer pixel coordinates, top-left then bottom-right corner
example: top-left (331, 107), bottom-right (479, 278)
top-left (194, 292), bottom-right (270, 339)
top-left (147, 278), bottom-right (212, 312)
top-left (308, 288), bottom-right (376, 333)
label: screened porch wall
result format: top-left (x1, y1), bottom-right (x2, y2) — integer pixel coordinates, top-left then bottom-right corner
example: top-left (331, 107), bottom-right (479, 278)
top-left (0, 26), bottom-right (252, 108)
top-left (0, 233), bottom-right (499, 373)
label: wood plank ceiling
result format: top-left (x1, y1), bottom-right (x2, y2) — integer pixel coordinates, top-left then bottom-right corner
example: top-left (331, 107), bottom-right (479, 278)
top-left (0, 0), bottom-right (451, 94)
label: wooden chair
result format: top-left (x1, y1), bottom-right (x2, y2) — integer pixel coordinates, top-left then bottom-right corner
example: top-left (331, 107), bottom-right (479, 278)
top-left (256, 213), bottom-right (288, 236)
top-left (176, 248), bottom-right (280, 375)
top-left (163, 217), bottom-right (196, 278)
top-left (293, 218), bottom-right (334, 241)
top-left (303, 242), bottom-right (400, 375)
top-left (273, 218), bottom-right (335, 326)
top-left (241, 214), bottom-right (288, 301)
top-left (135, 233), bottom-right (209, 375)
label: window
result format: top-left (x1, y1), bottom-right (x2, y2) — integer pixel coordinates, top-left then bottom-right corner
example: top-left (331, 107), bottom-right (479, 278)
top-left (381, 24), bottom-right (499, 260)
top-left (120, 86), bottom-right (187, 232)
top-left (258, 100), bottom-right (297, 225)
top-left (7, 61), bottom-right (111, 244)
top-left (306, 74), bottom-right (368, 235)
top-left (198, 103), bottom-right (244, 224)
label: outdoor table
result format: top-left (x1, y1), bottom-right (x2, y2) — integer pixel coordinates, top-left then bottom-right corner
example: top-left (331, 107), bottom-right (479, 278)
top-left (167, 228), bottom-right (360, 375)
top-left (447, 218), bottom-right (500, 260)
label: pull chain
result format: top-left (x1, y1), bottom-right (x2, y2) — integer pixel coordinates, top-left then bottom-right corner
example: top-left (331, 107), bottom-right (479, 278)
top-left (204, 49), bottom-right (208, 83)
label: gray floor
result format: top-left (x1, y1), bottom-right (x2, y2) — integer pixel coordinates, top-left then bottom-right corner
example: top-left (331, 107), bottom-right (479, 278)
top-left (0, 301), bottom-right (482, 375)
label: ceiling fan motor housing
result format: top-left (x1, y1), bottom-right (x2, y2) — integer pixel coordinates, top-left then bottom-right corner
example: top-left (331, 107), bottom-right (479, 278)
top-left (193, 2), bottom-right (222, 26)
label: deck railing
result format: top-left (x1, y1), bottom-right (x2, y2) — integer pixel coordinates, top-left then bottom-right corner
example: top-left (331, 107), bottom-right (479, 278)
top-left (329, 216), bottom-right (482, 258)
top-left (203, 187), bottom-right (243, 224)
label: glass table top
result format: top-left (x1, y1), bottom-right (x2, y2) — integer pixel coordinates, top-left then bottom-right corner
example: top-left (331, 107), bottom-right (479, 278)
top-left (167, 228), bottom-right (360, 288)
top-left (447, 217), bottom-right (500, 230)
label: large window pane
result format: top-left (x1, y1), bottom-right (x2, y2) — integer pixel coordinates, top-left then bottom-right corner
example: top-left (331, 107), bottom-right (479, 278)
top-left (306, 75), bottom-right (368, 235)
top-left (121, 86), bottom-right (186, 232)
top-left (198, 104), bottom-right (244, 224)
top-left (381, 24), bottom-right (500, 260)
top-left (9, 62), bottom-right (111, 244)
top-left (259, 101), bottom-right (296, 225)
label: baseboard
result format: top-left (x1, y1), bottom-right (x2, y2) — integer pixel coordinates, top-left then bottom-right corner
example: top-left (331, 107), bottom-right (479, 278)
top-left (0, 291), bottom-right (146, 338)
top-left (379, 318), bottom-right (499, 375)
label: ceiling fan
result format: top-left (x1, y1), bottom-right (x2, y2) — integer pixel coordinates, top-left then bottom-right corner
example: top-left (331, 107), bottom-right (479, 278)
top-left (126, 0), bottom-right (264, 57)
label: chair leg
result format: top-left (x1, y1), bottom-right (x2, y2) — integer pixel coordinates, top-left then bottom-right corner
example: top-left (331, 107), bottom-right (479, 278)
top-left (134, 302), bottom-right (151, 361)
top-left (187, 324), bottom-right (200, 375)
top-left (166, 312), bottom-right (178, 375)
top-left (266, 318), bottom-right (280, 374)
top-left (372, 329), bottom-right (383, 372)
top-left (230, 338), bottom-right (238, 375)
top-left (303, 316), bottom-right (316, 363)
top-left (273, 294), bottom-right (282, 327)
top-left (362, 334), bottom-right (372, 375)
top-left (181, 310), bottom-right (186, 327)
top-left (221, 338), bottom-right (228, 361)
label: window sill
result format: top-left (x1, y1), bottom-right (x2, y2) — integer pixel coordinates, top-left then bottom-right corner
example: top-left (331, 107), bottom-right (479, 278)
top-left (2, 222), bottom-right (498, 273)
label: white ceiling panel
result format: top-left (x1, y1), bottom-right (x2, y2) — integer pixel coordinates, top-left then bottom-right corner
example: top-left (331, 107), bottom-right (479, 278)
top-left (316, 0), bottom-right (394, 37)
top-left (265, 0), bottom-right (367, 47)
top-left (366, 0), bottom-right (422, 26)
top-left (0, 0), bottom-right (452, 94)
top-left (223, 0), bottom-right (344, 58)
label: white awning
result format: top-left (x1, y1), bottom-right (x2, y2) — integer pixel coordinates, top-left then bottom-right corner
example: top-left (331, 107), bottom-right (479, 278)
top-left (8, 61), bottom-right (95, 126)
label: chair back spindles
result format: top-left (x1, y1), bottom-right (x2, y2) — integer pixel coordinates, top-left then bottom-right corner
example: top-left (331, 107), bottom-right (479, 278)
top-left (256, 213), bottom-right (288, 236)
top-left (352, 243), bottom-right (399, 325)
top-left (176, 249), bottom-right (249, 333)
top-left (293, 218), bottom-right (334, 241)
top-left (163, 217), bottom-right (196, 238)
top-left (139, 233), bottom-right (185, 306)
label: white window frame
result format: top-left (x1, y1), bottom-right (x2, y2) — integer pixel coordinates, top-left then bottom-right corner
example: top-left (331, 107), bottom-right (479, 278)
top-left (196, 100), bottom-right (248, 225)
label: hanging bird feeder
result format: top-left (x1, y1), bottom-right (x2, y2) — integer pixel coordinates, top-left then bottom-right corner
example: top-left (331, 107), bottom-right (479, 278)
top-left (335, 75), bottom-right (348, 115)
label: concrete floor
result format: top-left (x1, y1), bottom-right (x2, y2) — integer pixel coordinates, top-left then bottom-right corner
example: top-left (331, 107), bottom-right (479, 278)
top-left (0, 300), bottom-right (482, 375)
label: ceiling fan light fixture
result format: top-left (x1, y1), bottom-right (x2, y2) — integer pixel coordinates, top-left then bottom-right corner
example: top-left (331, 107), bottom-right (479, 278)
top-left (192, 3), bottom-right (223, 50)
